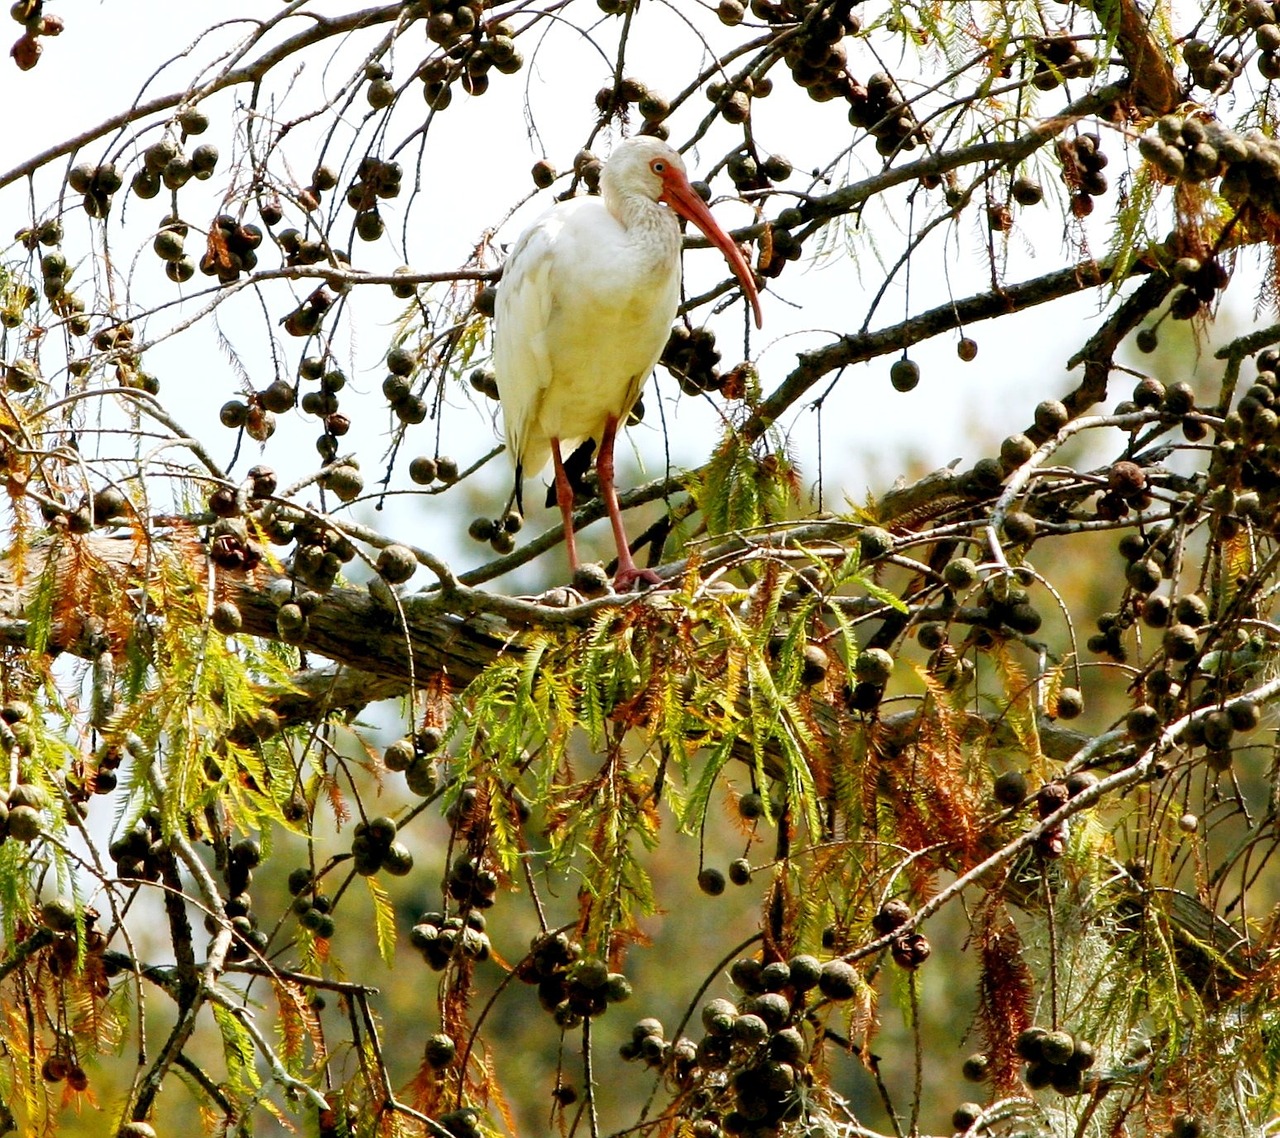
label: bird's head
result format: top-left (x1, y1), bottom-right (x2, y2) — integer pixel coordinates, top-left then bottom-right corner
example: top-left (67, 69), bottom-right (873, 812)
top-left (602, 137), bottom-right (763, 328)
top-left (600, 136), bottom-right (689, 204)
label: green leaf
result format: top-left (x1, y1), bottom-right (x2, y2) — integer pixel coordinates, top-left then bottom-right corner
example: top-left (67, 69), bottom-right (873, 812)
top-left (23, 538), bottom-right (61, 659)
top-left (365, 873), bottom-right (396, 968)
top-left (213, 1002), bottom-right (257, 1072)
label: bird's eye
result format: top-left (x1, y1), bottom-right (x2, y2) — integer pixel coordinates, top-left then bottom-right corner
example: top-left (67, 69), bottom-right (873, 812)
top-left (651, 160), bottom-right (666, 173)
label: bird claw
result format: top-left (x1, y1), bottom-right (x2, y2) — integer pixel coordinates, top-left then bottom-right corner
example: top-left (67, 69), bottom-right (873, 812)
top-left (613, 566), bottom-right (663, 592)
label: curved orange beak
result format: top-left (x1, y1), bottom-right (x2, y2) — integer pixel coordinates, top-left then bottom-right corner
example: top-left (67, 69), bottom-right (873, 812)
top-left (660, 167), bottom-right (763, 329)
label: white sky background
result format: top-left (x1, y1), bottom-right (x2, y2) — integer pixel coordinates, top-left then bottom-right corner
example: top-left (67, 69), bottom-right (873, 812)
top-left (0, 0), bottom-right (1253, 587)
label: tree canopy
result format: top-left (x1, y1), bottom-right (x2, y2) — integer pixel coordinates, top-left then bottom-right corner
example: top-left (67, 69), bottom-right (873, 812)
top-left (2, 1), bottom-right (1280, 1137)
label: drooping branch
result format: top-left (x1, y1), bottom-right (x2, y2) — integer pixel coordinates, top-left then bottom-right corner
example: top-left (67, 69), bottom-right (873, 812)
top-left (747, 256), bottom-right (1132, 442)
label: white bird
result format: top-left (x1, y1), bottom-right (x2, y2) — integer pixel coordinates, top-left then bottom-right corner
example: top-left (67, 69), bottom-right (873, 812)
top-left (494, 136), bottom-right (762, 590)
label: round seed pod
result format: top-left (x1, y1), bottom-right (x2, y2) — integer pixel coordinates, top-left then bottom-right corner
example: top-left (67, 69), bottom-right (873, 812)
top-left (962, 1053), bottom-right (990, 1082)
top-left (276, 603), bottom-right (306, 642)
top-left (143, 141), bottom-right (186, 182)
top-left (1000, 433), bottom-right (1036, 470)
top-left (1126, 704), bottom-right (1160, 742)
top-left (211, 600), bottom-right (243, 635)
top-left (1034, 399), bottom-right (1069, 433)
top-left (1056, 686), bottom-right (1084, 719)
top-left (747, 993), bottom-right (788, 1029)
top-left (383, 738), bottom-right (417, 774)
top-left (605, 973), bottom-right (632, 1002)
top-left (916, 622), bottom-right (946, 650)
top-left (1125, 558), bottom-right (1162, 594)
top-left (800, 644), bottom-right (829, 685)
top-left (376, 543), bottom-right (417, 584)
top-left (390, 266), bottom-right (417, 298)
top-left (179, 107), bottom-right (210, 134)
top-left (383, 842), bottom-right (414, 876)
top-left (68, 164), bottom-right (94, 194)
top-left (409, 456), bottom-right (437, 485)
top-left (1069, 1038), bottom-right (1095, 1070)
top-left (1202, 709), bottom-right (1234, 750)
top-left (890, 357), bottom-right (920, 391)
top-left (1002, 511), bottom-right (1037, 544)
top-left (1163, 623), bottom-right (1199, 661)
top-left (1003, 602), bottom-right (1041, 634)
top-left (817, 959), bottom-right (857, 1000)
top-left (774, 955), bottom-right (817, 993)
top-left (367, 77), bottom-right (396, 109)
top-left (1064, 771), bottom-right (1098, 798)
top-left (1011, 176), bottom-right (1043, 205)
top-left (731, 1013), bottom-right (769, 1043)
top-left (324, 464), bottom-right (364, 502)
top-left (1016, 1026), bottom-right (1048, 1061)
top-left (1163, 382), bottom-right (1195, 415)
top-left (382, 376), bottom-right (412, 409)
top-left (770, 1025), bottom-right (806, 1063)
top-left (854, 647), bottom-right (893, 685)
top-left (890, 931), bottom-right (931, 969)
top-left (737, 791), bottom-right (766, 820)
top-left (570, 562), bottom-right (610, 597)
top-left (728, 857), bottom-right (752, 885)
top-left (1035, 782), bottom-right (1068, 819)
top-left (1024, 1061), bottom-right (1054, 1089)
top-left (730, 957), bottom-right (763, 992)
top-left (872, 898), bottom-right (911, 934)
top-left (956, 337), bottom-right (978, 362)
top-left (758, 961), bottom-right (791, 991)
top-left (219, 400), bottom-right (249, 429)
top-left (698, 867), bottom-right (726, 895)
top-left (756, 154), bottom-right (792, 185)
top-left (531, 159), bottom-right (556, 188)
top-left (40, 897), bottom-right (78, 933)
top-left (162, 157), bottom-right (193, 190)
top-left (943, 557), bottom-right (979, 590)
top-left (93, 163), bottom-right (123, 194)
top-left (1040, 1029), bottom-right (1076, 1065)
top-left (425, 1033), bottom-right (456, 1067)
top-left (1174, 593), bottom-right (1209, 627)
top-left (164, 253), bottom-right (196, 284)
top-left (993, 770), bottom-right (1027, 806)
top-left (858, 525), bottom-right (894, 559)
top-left (259, 380), bottom-right (296, 414)
top-left (8, 804), bottom-right (41, 841)
top-left (191, 144), bottom-right (219, 177)
top-left (405, 757), bottom-right (438, 797)
top-left (718, 0), bottom-right (745, 24)
top-left (152, 228), bottom-right (185, 262)
top-left (1228, 699), bottom-right (1260, 731)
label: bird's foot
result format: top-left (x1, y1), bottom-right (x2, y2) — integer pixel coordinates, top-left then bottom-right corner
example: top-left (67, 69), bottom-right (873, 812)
top-left (613, 566), bottom-right (663, 592)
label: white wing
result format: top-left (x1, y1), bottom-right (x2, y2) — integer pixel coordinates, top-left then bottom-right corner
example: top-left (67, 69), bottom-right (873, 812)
top-left (493, 210), bottom-right (560, 480)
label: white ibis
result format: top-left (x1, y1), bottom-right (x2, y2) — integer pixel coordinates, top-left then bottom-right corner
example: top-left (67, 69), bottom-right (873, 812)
top-left (493, 136), bottom-right (762, 590)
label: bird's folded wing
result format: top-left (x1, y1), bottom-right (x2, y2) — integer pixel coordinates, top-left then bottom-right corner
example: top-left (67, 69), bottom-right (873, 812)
top-left (494, 216), bottom-right (561, 476)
